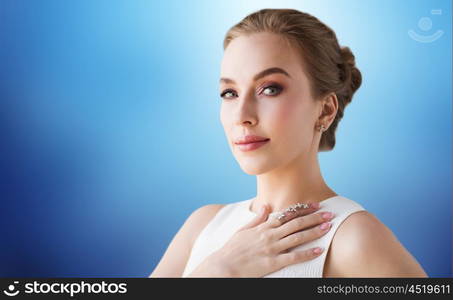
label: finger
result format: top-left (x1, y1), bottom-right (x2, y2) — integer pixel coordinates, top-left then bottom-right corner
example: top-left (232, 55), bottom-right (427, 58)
top-left (273, 211), bottom-right (335, 239)
top-left (275, 247), bottom-right (325, 269)
top-left (274, 221), bottom-right (332, 253)
top-left (265, 202), bottom-right (320, 229)
top-left (237, 204), bottom-right (270, 232)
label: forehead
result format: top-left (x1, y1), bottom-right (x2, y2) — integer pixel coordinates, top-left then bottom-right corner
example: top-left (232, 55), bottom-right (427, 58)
top-left (220, 32), bottom-right (306, 83)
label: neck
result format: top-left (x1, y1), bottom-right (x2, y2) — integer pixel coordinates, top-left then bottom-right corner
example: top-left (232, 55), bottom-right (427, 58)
top-left (249, 152), bottom-right (337, 214)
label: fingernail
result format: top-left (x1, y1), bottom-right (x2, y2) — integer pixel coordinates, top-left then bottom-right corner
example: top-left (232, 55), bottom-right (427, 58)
top-left (321, 212), bottom-right (334, 220)
top-left (311, 202), bottom-right (320, 209)
top-left (313, 247), bottom-right (324, 254)
top-left (320, 222), bottom-right (331, 230)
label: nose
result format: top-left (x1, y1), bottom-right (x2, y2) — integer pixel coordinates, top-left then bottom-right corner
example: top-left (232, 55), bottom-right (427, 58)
top-left (234, 91), bottom-right (258, 127)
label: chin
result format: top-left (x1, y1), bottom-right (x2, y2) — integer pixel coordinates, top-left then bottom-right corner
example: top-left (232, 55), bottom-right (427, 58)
top-left (236, 159), bottom-right (274, 175)
top-left (241, 168), bottom-right (266, 176)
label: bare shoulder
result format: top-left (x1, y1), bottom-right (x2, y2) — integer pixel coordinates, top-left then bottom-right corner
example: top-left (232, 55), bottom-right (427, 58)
top-left (149, 203), bottom-right (225, 277)
top-left (324, 210), bottom-right (427, 277)
top-left (186, 203), bottom-right (226, 245)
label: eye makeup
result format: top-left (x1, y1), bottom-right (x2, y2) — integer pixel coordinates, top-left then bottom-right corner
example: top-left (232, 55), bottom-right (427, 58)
top-left (258, 82), bottom-right (283, 96)
top-left (220, 81), bottom-right (284, 100)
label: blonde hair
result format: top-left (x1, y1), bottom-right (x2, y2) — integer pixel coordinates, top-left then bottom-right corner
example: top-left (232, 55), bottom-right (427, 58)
top-left (223, 8), bottom-right (362, 151)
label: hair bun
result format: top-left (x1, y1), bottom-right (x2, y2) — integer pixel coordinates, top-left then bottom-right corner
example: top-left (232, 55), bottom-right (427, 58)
top-left (338, 46), bottom-right (362, 104)
top-left (340, 46), bottom-right (355, 67)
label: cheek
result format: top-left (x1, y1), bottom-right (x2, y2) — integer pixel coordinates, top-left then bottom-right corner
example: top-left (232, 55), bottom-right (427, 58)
top-left (220, 104), bottom-right (233, 140)
top-left (270, 99), bottom-right (307, 133)
top-left (267, 98), bottom-right (314, 149)
top-left (220, 103), bottom-right (229, 127)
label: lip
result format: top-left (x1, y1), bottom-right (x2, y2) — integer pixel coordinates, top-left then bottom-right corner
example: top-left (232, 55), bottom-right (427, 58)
top-left (234, 135), bottom-right (270, 144)
top-left (236, 140), bottom-right (270, 152)
top-left (234, 135), bottom-right (270, 152)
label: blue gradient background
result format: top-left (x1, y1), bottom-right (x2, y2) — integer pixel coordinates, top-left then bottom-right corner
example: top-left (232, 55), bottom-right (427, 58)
top-left (0, 0), bottom-right (451, 277)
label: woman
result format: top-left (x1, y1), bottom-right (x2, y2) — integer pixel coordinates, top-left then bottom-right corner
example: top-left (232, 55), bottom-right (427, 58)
top-left (150, 8), bottom-right (427, 278)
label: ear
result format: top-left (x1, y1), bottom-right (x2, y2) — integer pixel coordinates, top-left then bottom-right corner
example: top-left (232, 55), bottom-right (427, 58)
top-left (317, 92), bottom-right (338, 129)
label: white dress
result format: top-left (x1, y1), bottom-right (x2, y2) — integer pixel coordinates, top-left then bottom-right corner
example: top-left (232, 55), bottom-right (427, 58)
top-left (182, 195), bottom-right (366, 277)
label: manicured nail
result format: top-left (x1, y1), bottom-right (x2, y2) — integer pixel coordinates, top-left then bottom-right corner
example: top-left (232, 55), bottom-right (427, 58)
top-left (313, 247), bottom-right (324, 254)
top-left (311, 202), bottom-right (320, 209)
top-left (320, 222), bottom-right (331, 230)
top-left (321, 212), bottom-right (334, 220)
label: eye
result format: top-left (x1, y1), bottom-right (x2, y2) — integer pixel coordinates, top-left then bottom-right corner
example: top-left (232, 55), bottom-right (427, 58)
top-left (219, 84), bottom-right (283, 100)
top-left (220, 89), bottom-right (237, 100)
top-left (261, 84), bottom-right (283, 96)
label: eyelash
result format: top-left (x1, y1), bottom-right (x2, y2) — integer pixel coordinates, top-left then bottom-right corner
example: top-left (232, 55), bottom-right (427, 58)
top-left (220, 84), bottom-right (283, 100)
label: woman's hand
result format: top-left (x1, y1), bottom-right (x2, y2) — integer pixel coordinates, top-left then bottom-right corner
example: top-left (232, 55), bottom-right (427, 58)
top-left (186, 202), bottom-right (335, 277)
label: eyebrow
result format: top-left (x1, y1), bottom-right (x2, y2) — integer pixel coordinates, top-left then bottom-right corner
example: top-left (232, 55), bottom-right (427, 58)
top-left (219, 67), bottom-right (291, 84)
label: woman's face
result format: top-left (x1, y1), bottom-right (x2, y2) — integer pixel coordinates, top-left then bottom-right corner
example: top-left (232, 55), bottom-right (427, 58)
top-left (220, 32), bottom-right (321, 175)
